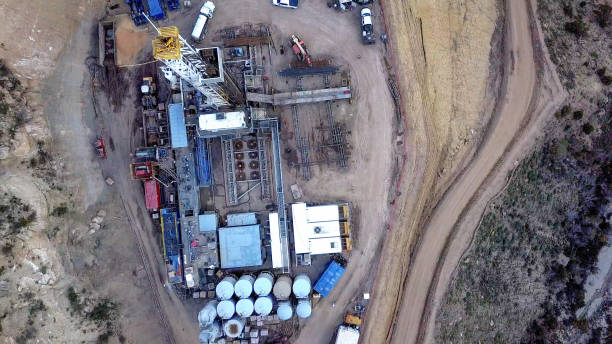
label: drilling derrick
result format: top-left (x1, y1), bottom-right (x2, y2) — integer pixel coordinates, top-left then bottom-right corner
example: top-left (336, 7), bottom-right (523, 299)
top-left (152, 26), bottom-right (229, 107)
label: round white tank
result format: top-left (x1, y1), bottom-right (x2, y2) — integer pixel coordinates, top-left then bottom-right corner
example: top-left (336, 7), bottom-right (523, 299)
top-left (197, 300), bottom-right (218, 327)
top-left (199, 321), bottom-right (221, 344)
top-left (292, 274), bottom-right (311, 298)
top-left (296, 299), bottom-right (312, 319)
top-left (235, 298), bottom-right (254, 317)
top-left (273, 275), bottom-right (293, 300)
top-left (254, 271), bottom-right (274, 296)
top-left (277, 301), bottom-right (293, 321)
top-left (216, 276), bottom-right (237, 300)
top-left (216, 299), bottom-right (235, 320)
top-left (254, 295), bottom-right (274, 316)
top-left (223, 317), bottom-right (246, 338)
top-left (234, 274), bottom-right (255, 298)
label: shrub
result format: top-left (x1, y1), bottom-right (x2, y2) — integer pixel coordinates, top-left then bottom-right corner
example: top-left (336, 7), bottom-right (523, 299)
top-left (555, 105), bottom-right (571, 119)
top-left (51, 204), bottom-right (68, 217)
top-left (564, 17), bottom-right (589, 37)
top-left (596, 68), bottom-right (612, 86)
top-left (582, 123), bottom-right (594, 134)
top-left (573, 110), bottom-right (583, 120)
top-left (593, 4), bottom-right (611, 28)
top-left (88, 299), bottom-right (117, 322)
top-left (67, 287), bottom-right (82, 313)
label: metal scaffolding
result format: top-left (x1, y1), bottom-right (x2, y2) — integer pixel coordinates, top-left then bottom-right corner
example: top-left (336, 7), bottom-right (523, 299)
top-left (222, 138), bottom-right (238, 205)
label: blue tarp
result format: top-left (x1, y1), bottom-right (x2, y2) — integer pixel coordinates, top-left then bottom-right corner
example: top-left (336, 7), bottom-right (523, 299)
top-left (146, 0), bottom-right (165, 20)
top-left (313, 261), bottom-right (345, 297)
top-left (168, 103), bottom-right (188, 148)
top-left (218, 225), bottom-right (263, 269)
top-left (195, 137), bottom-right (212, 186)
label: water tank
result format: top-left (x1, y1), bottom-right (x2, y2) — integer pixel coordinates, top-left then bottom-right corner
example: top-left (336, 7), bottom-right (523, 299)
top-left (292, 274), bottom-right (311, 298)
top-left (199, 321), bottom-right (221, 344)
top-left (273, 275), bottom-right (292, 300)
top-left (234, 274), bottom-right (255, 298)
top-left (223, 317), bottom-right (246, 338)
top-left (296, 299), bottom-right (312, 319)
top-left (277, 301), bottom-right (293, 321)
top-left (197, 300), bottom-right (218, 327)
top-left (235, 298), bottom-right (254, 317)
top-left (216, 299), bottom-right (235, 320)
top-left (216, 276), bottom-right (236, 300)
top-left (254, 295), bottom-right (274, 316)
top-left (254, 272), bottom-right (274, 296)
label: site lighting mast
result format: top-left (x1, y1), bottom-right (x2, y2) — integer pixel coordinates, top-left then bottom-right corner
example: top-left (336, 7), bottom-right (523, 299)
top-left (146, 17), bottom-right (229, 108)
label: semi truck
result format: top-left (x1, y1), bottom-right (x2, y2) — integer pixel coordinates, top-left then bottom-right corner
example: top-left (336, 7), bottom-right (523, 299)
top-left (191, 1), bottom-right (216, 42)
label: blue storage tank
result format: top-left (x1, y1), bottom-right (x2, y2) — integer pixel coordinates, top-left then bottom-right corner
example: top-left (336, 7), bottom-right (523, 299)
top-left (313, 261), bottom-right (345, 297)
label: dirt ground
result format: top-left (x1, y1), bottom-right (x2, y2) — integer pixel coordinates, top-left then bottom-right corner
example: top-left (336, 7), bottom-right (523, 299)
top-left (362, 0), bottom-right (566, 343)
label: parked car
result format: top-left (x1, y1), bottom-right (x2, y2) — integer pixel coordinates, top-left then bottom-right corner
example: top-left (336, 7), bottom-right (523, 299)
top-left (191, 1), bottom-right (216, 42)
top-left (272, 0), bottom-right (299, 9)
top-left (360, 7), bottom-right (375, 44)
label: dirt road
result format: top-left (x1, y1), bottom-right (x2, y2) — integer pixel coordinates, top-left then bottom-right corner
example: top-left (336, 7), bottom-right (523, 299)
top-left (363, 0), bottom-right (566, 343)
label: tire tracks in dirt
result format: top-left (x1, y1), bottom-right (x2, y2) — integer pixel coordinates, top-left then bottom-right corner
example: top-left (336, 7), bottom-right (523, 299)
top-left (363, 0), bottom-right (566, 343)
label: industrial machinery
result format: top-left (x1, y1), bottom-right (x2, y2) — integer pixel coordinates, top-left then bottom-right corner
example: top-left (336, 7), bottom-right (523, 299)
top-left (150, 25), bottom-right (230, 108)
top-left (290, 34), bottom-right (312, 66)
top-left (165, 0), bottom-right (180, 11)
top-left (125, 0), bottom-right (147, 26)
top-left (94, 138), bottom-right (107, 158)
top-left (141, 77), bottom-right (157, 108)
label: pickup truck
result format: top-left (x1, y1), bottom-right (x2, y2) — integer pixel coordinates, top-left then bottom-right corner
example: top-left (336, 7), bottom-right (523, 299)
top-left (361, 8), bottom-right (375, 44)
top-left (272, 0), bottom-right (299, 9)
top-left (191, 1), bottom-right (216, 42)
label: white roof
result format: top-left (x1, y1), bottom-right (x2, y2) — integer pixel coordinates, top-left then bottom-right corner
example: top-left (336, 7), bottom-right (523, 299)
top-left (292, 203), bottom-right (343, 255)
top-left (335, 326), bottom-right (360, 344)
top-left (310, 237), bottom-right (342, 255)
top-left (269, 213), bottom-right (284, 269)
top-left (198, 111), bottom-right (247, 132)
top-left (292, 203), bottom-right (310, 254)
top-left (306, 204), bottom-right (340, 222)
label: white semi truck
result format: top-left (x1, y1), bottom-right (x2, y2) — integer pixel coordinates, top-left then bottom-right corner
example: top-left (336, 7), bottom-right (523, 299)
top-left (191, 1), bottom-right (216, 42)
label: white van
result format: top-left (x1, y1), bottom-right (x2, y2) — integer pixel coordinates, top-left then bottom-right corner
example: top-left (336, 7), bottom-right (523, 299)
top-left (191, 1), bottom-right (216, 42)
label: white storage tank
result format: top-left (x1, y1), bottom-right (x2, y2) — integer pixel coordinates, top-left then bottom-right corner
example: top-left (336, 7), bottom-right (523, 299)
top-left (234, 274), bottom-right (255, 298)
top-left (216, 299), bottom-right (235, 320)
top-left (215, 276), bottom-right (237, 300)
top-left (254, 271), bottom-right (274, 296)
top-left (254, 295), bottom-right (274, 316)
top-left (223, 317), bottom-right (246, 338)
top-left (197, 300), bottom-right (218, 327)
top-left (296, 299), bottom-right (312, 319)
top-left (292, 274), bottom-right (311, 298)
top-left (277, 301), bottom-right (293, 321)
top-left (198, 321), bottom-right (221, 344)
top-left (235, 297), bottom-right (254, 317)
top-left (273, 275), bottom-right (293, 300)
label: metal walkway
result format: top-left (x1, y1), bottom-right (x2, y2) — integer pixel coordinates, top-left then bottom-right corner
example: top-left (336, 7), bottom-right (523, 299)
top-left (256, 119), bottom-right (290, 273)
top-left (246, 87), bottom-right (352, 105)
